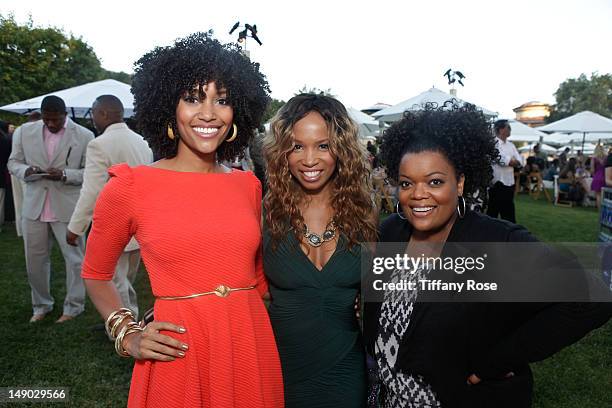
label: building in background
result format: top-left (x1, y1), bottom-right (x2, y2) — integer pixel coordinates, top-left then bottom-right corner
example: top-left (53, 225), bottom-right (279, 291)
top-left (513, 101), bottom-right (551, 127)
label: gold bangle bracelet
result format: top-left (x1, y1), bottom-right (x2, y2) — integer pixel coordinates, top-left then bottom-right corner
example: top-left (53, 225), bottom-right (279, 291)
top-left (115, 322), bottom-right (142, 358)
top-left (110, 312), bottom-right (134, 339)
top-left (105, 308), bottom-right (133, 338)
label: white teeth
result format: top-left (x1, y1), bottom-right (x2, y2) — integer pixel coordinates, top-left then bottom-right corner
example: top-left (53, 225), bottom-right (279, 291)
top-left (304, 171), bottom-right (321, 178)
top-left (413, 207), bottom-right (434, 212)
top-left (193, 127), bottom-right (219, 134)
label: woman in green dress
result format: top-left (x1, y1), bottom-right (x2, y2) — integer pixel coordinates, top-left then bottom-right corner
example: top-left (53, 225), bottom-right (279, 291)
top-left (263, 94), bottom-right (378, 407)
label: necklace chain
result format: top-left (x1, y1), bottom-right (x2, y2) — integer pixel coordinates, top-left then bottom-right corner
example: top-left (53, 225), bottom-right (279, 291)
top-left (303, 218), bottom-right (337, 247)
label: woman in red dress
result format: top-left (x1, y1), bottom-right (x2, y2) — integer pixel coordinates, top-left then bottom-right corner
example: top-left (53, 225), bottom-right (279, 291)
top-left (81, 33), bottom-right (283, 407)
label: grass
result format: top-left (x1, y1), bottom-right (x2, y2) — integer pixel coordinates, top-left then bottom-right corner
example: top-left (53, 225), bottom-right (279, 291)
top-left (0, 194), bottom-right (609, 407)
top-left (0, 225), bottom-right (154, 407)
top-left (513, 194), bottom-right (611, 408)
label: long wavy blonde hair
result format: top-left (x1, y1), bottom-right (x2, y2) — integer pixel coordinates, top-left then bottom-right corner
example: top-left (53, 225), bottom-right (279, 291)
top-left (263, 94), bottom-right (377, 247)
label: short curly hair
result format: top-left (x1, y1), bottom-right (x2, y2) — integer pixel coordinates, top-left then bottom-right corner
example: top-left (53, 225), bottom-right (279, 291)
top-left (380, 101), bottom-right (499, 203)
top-left (131, 31), bottom-right (270, 161)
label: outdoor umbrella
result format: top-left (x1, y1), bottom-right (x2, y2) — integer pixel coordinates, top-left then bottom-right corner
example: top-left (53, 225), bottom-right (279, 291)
top-left (348, 107), bottom-right (380, 138)
top-left (536, 111), bottom-right (612, 149)
top-left (556, 143), bottom-right (597, 155)
top-left (0, 79), bottom-right (134, 118)
top-left (507, 119), bottom-right (548, 142)
top-left (372, 87), bottom-right (497, 122)
top-left (518, 142), bottom-right (556, 154)
top-left (542, 131), bottom-right (612, 146)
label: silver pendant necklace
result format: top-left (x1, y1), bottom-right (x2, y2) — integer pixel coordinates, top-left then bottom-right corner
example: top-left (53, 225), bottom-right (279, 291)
top-left (303, 219), bottom-right (337, 247)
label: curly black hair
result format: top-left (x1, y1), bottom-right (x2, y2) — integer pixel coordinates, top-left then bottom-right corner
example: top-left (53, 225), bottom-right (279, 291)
top-left (380, 101), bottom-right (499, 203)
top-left (131, 31), bottom-right (270, 161)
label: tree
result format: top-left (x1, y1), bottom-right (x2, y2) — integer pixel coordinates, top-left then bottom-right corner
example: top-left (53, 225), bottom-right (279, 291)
top-left (547, 72), bottom-right (612, 122)
top-left (262, 98), bottom-right (285, 123)
top-left (102, 69), bottom-right (132, 85)
top-left (295, 85), bottom-right (335, 97)
top-left (0, 14), bottom-right (131, 107)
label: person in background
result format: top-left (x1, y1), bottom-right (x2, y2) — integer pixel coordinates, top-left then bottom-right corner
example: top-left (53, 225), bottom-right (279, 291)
top-left (558, 147), bottom-right (570, 169)
top-left (486, 119), bottom-right (523, 223)
top-left (587, 146), bottom-right (607, 209)
top-left (576, 150), bottom-right (585, 167)
top-left (559, 158), bottom-right (586, 205)
top-left (66, 95), bottom-right (153, 318)
top-left (543, 158), bottom-right (560, 181)
top-left (367, 140), bottom-right (378, 157)
top-left (0, 121), bottom-right (11, 231)
top-left (8, 95), bottom-right (93, 323)
top-left (11, 112), bottom-right (43, 237)
top-left (605, 149), bottom-right (612, 187)
top-left (518, 157), bottom-right (540, 193)
top-left (532, 143), bottom-right (547, 170)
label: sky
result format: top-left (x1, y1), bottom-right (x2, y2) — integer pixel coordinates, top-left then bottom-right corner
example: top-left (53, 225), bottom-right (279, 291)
top-left (2, 0), bottom-right (611, 118)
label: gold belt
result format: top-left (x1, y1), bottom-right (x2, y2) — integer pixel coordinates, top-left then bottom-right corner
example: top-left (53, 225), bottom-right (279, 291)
top-left (156, 284), bottom-right (257, 300)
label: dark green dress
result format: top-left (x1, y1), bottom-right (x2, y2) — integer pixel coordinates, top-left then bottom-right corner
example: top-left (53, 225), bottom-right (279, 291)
top-left (263, 231), bottom-right (366, 408)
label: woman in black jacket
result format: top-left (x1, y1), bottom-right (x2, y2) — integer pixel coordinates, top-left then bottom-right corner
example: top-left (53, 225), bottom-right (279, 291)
top-left (363, 102), bottom-right (611, 408)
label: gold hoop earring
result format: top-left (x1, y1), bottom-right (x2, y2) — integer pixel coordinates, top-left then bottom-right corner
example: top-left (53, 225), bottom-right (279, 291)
top-left (167, 125), bottom-right (175, 140)
top-left (225, 124), bottom-right (238, 143)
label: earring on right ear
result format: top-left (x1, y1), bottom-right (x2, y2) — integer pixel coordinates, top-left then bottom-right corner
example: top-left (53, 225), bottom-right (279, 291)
top-left (167, 124), bottom-right (175, 140)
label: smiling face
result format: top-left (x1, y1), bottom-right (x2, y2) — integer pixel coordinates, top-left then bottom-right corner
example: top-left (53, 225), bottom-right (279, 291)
top-left (398, 150), bottom-right (465, 241)
top-left (287, 111), bottom-right (337, 194)
top-left (175, 81), bottom-right (233, 156)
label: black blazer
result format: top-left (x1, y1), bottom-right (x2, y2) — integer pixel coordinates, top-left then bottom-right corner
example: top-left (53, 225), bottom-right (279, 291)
top-left (363, 211), bottom-right (612, 408)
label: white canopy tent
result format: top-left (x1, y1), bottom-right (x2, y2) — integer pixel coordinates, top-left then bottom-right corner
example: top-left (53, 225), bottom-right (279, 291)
top-left (542, 131), bottom-right (612, 146)
top-left (0, 79), bottom-right (134, 118)
top-left (348, 107), bottom-right (380, 138)
top-left (372, 87), bottom-right (497, 122)
top-left (507, 119), bottom-right (548, 142)
top-left (556, 143), bottom-right (597, 155)
top-left (536, 111), bottom-right (612, 148)
top-left (518, 142), bottom-right (557, 154)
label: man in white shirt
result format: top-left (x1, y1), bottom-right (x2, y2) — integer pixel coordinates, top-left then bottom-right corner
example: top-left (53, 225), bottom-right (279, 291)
top-left (66, 95), bottom-right (153, 317)
top-left (487, 119), bottom-right (524, 223)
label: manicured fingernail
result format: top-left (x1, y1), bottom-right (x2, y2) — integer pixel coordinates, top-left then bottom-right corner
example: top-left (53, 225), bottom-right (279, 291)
top-left (179, 327), bottom-right (186, 333)
top-left (181, 344), bottom-right (189, 350)
top-left (178, 351), bottom-right (185, 357)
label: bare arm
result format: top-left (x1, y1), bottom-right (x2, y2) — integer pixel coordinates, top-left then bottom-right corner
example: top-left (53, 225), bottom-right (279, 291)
top-left (606, 167), bottom-right (612, 187)
top-left (85, 279), bottom-right (188, 361)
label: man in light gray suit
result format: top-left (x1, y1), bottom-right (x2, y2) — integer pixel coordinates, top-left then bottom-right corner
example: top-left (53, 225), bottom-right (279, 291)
top-left (67, 95), bottom-right (153, 318)
top-left (8, 95), bottom-right (94, 323)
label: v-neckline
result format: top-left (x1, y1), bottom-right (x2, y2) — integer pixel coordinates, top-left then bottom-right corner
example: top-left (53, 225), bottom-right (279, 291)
top-left (292, 232), bottom-right (343, 273)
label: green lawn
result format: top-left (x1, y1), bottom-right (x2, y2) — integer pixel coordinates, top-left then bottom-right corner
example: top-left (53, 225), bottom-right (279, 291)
top-left (0, 194), bottom-right (609, 407)
top-left (513, 194), bottom-right (611, 408)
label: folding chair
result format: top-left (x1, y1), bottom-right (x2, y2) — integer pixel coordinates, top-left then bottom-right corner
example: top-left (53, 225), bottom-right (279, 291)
top-left (554, 175), bottom-right (573, 207)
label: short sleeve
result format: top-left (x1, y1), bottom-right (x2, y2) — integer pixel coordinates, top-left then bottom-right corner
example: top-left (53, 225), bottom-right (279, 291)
top-left (605, 154), bottom-right (612, 168)
top-left (81, 164), bottom-right (137, 280)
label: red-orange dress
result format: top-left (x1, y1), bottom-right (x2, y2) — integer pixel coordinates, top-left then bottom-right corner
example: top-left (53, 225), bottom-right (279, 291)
top-left (81, 164), bottom-right (284, 408)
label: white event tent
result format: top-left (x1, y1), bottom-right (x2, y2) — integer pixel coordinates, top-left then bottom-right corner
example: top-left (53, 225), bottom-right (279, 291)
top-left (348, 107), bottom-right (380, 138)
top-left (0, 79), bottom-right (134, 118)
top-left (372, 87), bottom-right (497, 123)
top-left (537, 111), bottom-right (612, 148)
top-left (507, 119), bottom-right (548, 143)
top-left (518, 143), bottom-right (557, 154)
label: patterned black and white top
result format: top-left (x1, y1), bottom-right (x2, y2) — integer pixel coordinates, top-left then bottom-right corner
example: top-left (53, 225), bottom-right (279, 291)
top-left (375, 266), bottom-right (441, 408)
